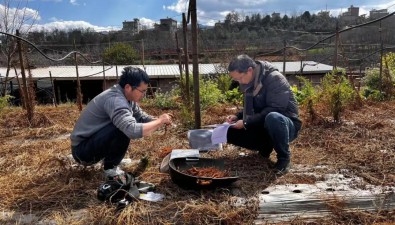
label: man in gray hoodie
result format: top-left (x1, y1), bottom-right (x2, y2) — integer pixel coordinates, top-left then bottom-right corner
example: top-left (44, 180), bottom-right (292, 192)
top-left (225, 55), bottom-right (301, 175)
top-left (71, 66), bottom-right (172, 181)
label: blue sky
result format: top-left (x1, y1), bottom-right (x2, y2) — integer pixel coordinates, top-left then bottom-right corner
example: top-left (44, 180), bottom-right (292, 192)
top-left (3, 0), bottom-right (395, 32)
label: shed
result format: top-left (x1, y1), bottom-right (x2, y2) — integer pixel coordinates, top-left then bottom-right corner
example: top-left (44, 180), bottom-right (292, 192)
top-left (0, 61), bottom-right (333, 104)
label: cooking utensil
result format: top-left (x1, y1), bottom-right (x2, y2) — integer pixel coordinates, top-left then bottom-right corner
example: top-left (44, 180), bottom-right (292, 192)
top-left (169, 157), bottom-right (238, 189)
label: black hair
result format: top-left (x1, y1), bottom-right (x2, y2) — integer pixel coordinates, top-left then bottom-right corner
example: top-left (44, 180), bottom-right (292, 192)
top-left (227, 54), bottom-right (257, 73)
top-left (118, 66), bottom-right (150, 88)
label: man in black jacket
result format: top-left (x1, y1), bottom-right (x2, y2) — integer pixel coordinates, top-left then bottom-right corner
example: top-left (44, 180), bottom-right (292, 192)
top-left (225, 54), bottom-right (302, 175)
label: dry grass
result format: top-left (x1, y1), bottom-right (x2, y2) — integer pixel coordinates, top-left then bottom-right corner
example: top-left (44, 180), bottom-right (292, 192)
top-left (0, 101), bottom-right (394, 224)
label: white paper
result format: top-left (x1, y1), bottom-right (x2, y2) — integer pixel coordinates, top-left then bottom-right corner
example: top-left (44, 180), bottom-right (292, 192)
top-left (170, 149), bottom-right (200, 160)
top-left (211, 123), bottom-right (234, 144)
top-left (139, 192), bottom-right (164, 202)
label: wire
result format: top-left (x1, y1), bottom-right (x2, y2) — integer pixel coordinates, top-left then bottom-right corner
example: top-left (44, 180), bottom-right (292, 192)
top-left (0, 31), bottom-right (102, 64)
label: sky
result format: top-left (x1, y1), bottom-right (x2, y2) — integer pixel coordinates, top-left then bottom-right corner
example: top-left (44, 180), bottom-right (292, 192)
top-left (3, 0), bottom-right (395, 32)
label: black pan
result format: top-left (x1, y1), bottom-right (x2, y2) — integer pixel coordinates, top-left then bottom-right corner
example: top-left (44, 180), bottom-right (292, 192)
top-left (169, 157), bottom-right (238, 189)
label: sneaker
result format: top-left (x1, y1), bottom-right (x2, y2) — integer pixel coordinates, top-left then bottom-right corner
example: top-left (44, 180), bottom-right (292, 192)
top-left (274, 160), bottom-right (291, 175)
top-left (104, 167), bottom-right (127, 184)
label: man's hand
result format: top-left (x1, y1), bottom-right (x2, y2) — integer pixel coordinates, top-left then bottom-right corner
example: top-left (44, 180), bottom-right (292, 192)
top-left (232, 120), bottom-right (245, 129)
top-left (226, 115), bottom-right (238, 123)
top-left (159, 113), bottom-right (172, 125)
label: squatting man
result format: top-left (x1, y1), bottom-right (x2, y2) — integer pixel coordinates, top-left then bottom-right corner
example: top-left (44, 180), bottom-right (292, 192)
top-left (225, 54), bottom-right (302, 175)
top-left (70, 66), bottom-right (172, 182)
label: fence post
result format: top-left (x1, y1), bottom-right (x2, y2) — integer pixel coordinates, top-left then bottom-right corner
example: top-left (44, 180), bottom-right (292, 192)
top-left (183, 12), bottom-right (191, 106)
top-left (379, 21), bottom-right (383, 93)
top-left (333, 20), bottom-right (339, 70)
top-left (283, 39), bottom-right (286, 76)
top-left (73, 39), bottom-right (83, 111)
top-left (49, 71), bottom-right (57, 107)
top-left (16, 29), bottom-right (33, 121)
top-left (102, 61), bottom-right (106, 90)
top-left (190, 0), bottom-right (201, 129)
top-left (175, 32), bottom-right (184, 95)
top-left (116, 65), bottom-right (119, 81)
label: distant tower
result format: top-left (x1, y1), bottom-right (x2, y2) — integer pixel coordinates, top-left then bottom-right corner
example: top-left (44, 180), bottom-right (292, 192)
top-left (122, 18), bottom-right (141, 35)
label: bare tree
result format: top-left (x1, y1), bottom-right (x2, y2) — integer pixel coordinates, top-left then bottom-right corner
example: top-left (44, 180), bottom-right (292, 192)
top-left (0, 0), bottom-right (38, 96)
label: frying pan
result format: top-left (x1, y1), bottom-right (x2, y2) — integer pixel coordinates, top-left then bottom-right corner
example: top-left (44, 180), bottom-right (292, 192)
top-left (169, 157), bottom-right (238, 189)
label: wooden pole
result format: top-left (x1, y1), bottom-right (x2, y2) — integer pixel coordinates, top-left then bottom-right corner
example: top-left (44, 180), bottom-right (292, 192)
top-left (182, 13), bottom-right (191, 105)
top-left (102, 61), bottom-right (106, 90)
top-left (73, 39), bottom-right (83, 111)
top-left (379, 21), bottom-right (383, 93)
top-left (175, 32), bottom-right (183, 79)
top-left (190, 0), bottom-right (201, 129)
top-left (13, 66), bottom-right (24, 108)
top-left (141, 39), bottom-right (145, 68)
top-left (16, 30), bottom-right (33, 121)
top-left (49, 71), bottom-right (57, 107)
top-left (283, 39), bottom-right (286, 76)
top-left (116, 65), bottom-right (119, 81)
top-left (333, 21), bottom-right (339, 70)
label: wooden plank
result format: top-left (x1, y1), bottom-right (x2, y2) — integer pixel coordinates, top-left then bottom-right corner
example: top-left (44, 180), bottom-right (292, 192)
top-left (255, 183), bottom-right (395, 224)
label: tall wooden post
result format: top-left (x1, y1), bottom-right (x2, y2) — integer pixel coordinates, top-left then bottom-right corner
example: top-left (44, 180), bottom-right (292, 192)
top-left (116, 65), bottom-right (119, 81)
top-left (182, 13), bottom-right (191, 105)
top-left (16, 30), bottom-right (33, 121)
top-left (13, 66), bottom-right (24, 109)
top-left (379, 21), bottom-right (383, 93)
top-left (102, 61), bottom-right (107, 90)
top-left (141, 39), bottom-right (145, 68)
top-left (283, 39), bottom-right (286, 76)
top-left (190, 0), bottom-right (201, 129)
top-left (49, 71), bottom-right (57, 107)
top-left (333, 21), bottom-right (339, 70)
top-left (175, 32), bottom-right (184, 80)
top-left (73, 39), bottom-right (83, 111)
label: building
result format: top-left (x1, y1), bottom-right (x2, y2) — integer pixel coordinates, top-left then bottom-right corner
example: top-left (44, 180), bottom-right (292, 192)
top-left (345, 5), bottom-right (359, 16)
top-left (339, 5), bottom-right (360, 25)
top-left (271, 12), bottom-right (281, 19)
top-left (369, 9), bottom-right (389, 20)
top-left (122, 18), bottom-right (141, 35)
top-left (156, 18), bottom-right (177, 32)
top-left (0, 62), bottom-right (334, 104)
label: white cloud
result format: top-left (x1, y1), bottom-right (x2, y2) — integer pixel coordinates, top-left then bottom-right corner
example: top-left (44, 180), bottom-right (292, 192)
top-left (70, 0), bottom-right (78, 6)
top-left (139, 17), bottom-right (156, 29)
top-left (164, 0), bottom-right (188, 13)
top-left (30, 20), bottom-right (120, 32)
top-left (0, 4), bottom-right (40, 32)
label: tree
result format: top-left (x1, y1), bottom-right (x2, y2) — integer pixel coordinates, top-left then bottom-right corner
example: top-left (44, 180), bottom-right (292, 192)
top-left (261, 15), bottom-right (271, 27)
top-left (102, 42), bottom-right (137, 65)
top-left (301, 11), bottom-right (312, 22)
top-left (224, 11), bottom-right (240, 26)
top-left (0, 0), bottom-right (38, 96)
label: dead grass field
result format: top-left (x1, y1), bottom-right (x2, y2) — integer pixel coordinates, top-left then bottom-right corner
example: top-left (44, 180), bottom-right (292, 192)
top-left (0, 101), bottom-right (394, 225)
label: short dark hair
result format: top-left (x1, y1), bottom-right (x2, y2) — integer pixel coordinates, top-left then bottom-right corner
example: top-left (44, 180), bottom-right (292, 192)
top-left (119, 66), bottom-right (150, 88)
top-left (228, 54), bottom-right (257, 73)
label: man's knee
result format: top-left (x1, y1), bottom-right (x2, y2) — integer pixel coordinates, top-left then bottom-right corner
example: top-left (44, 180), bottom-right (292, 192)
top-left (264, 112), bottom-right (286, 129)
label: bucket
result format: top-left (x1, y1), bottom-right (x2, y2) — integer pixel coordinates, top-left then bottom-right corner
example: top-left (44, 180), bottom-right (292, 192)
top-left (187, 129), bottom-right (222, 151)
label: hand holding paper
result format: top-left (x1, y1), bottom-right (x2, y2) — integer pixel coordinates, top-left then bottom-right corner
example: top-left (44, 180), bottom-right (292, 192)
top-left (210, 123), bottom-right (235, 145)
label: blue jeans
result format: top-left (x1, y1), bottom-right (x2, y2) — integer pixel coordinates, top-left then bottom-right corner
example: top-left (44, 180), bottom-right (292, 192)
top-left (227, 112), bottom-right (299, 161)
top-left (72, 123), bottom-right (130, 170)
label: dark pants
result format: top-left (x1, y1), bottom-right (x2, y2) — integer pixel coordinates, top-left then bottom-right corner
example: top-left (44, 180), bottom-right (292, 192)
top-left (227, 112), bottom-right (298, 161)
top-left (72, 123), bottom-right (130, 170)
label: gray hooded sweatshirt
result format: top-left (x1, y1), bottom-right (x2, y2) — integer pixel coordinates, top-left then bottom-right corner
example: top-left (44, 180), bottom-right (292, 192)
top-left (70, 84), bottom-right (153, 147)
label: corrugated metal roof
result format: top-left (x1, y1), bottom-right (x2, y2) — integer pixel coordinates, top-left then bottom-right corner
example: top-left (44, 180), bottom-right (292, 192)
top-left (0, 62), bottom-right (333, 81)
